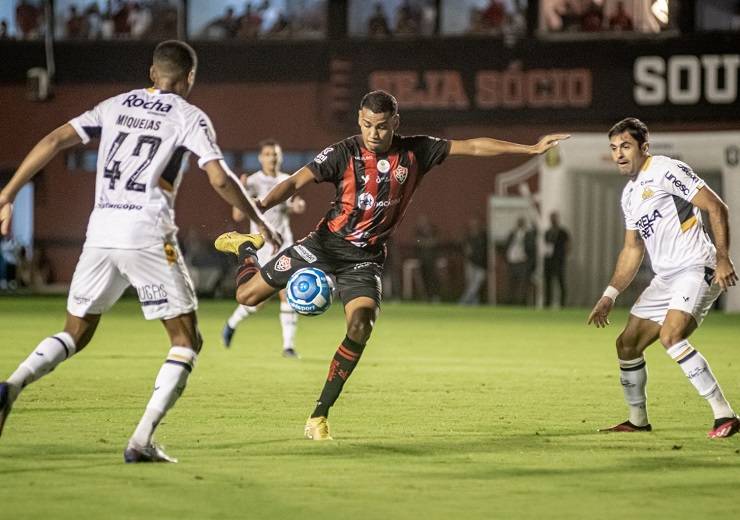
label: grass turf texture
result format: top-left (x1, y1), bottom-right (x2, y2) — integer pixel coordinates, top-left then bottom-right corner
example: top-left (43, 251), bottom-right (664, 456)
top-left (1, 296), bottom-right (739, 519)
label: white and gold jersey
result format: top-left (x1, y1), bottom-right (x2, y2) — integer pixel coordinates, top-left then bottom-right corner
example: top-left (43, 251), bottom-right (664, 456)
top-left (620, 155), bottom-right (716, 277)
top-left (245, 170), bottom-right (294, 244)
top-left (69, 88), bottom-right (223, 248)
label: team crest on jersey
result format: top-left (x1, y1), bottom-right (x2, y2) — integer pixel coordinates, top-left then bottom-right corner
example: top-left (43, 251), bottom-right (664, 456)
top-left (641, 187), bottom-right (654, 200)
top-left (275, 255), bottom-right (292, 272)
top-left (377, 159), bottom-right (390, 173)
top-left (358, 192), bottom-right (375, 209)
top-left (394, 165), bottom-right (408, 184)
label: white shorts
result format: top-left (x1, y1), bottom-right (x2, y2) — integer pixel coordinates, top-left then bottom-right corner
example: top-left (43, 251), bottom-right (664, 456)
top-left (68, 241), bottom-right (197, 320)
top-left (631, 267), bottom-right (721, 326)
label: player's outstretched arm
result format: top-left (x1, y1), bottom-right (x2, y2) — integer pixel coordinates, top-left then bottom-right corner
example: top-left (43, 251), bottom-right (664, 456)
top-left (203, 159), bottom-right (282, 248)
top-left (448, 133), bottom-right (570, 158)
top-left (587, 230), bottom-right (644, 328)
top-left (232, 174), bottom-right (250, 223)
top-left (259, 167), bottom-right (315, 213)
top-left (691, 186), bottom-right (738, 290)
top-left (0, 123), bottom-right (82, 235)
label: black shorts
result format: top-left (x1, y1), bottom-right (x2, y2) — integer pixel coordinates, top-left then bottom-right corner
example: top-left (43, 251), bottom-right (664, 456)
top-left (261, 226), bottom-right (385, 307)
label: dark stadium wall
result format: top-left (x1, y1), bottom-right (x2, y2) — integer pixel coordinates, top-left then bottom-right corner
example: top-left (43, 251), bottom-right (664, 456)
top-left (1, 80), bottom-right (738, 282)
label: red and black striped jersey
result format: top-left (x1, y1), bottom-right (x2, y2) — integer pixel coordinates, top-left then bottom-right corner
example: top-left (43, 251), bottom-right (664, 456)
top-left (307, 134), bottom-right (450, 249)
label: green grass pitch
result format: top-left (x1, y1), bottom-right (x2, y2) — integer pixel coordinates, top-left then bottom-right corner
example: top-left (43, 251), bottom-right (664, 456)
top-left (1, 296), bottom-right (739, 519)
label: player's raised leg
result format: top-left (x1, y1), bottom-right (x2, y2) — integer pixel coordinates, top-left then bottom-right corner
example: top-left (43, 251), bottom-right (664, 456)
top-left (599, 314), bottom-right (659, 432)
top-left (124, 312), bottom-right (201, 463)
top-left (0, 312), bottom-right (100, 438)
top-left (214, 231), bottom-right (278, 307)
top-left (660, 309), bottom-right (738, 438)
top-left (305, 296), bottom-right (377, 441)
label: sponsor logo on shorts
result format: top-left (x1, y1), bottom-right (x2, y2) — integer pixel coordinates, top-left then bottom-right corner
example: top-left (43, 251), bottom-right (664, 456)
top-left (377, 159), bottom-right (390, 173)
top-left (136, 284), bottom-right (168, 306)
top-left (394, 165), bottom-right (408, 184)
top-left (275, 255), bottom-right (292, 272)
top-left (294, 245), bottom-right (317, 263)
top-left (73, 295), bottom-right (90, 305)
top-left (353, 262), bottom-right (379, 270)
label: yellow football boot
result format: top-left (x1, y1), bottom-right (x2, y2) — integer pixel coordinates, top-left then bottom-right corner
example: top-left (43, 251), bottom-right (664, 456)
top-left (304, 416), bottom-right (333, 441)
top-left (214, 231), bottom-right (265, 256)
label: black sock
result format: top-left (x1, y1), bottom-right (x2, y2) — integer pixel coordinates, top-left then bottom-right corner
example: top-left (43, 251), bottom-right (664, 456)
top-left (311, 336), bottom-right (366, 418)
top-left (235, 242), bottom-right (260, 287)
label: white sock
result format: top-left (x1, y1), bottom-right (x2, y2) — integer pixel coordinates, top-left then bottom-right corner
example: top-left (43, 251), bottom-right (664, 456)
top-left (666, 340), bottom-right (735, 419)
top-left (280, 302), bottom-right (298, 350)
top-left (7, 333), bottom-right (76, 399)
top-left (227, 305), bottom-right (257, 329)
top-left (130, 346), bottom-right (197, 448)
top-left (618, 357), bottom-right (649, 426)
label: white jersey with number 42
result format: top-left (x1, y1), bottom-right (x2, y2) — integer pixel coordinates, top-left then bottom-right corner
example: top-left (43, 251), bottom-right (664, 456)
top-left (69, 88), bottom-right (223, 248)
top-left (620, 155), bottom-right (716, 278)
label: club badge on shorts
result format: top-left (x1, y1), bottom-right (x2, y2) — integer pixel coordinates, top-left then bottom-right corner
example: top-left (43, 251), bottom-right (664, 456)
top-left (164, 243), bottom-right (177, 265)
top-left (275, 255), bottom-right (292, 272)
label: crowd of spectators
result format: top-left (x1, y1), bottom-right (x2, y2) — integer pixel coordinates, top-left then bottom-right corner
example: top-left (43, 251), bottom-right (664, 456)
top-left (58, 1), bottom-right (178, 40)
top-left (466, 0), bottom-right (527, 37)
top-left (541, 0), bottom-right (668, 34)
top-left (365, 1), bottom-right (436, 38)
top-left (198, 1), bottom-right (326, 40)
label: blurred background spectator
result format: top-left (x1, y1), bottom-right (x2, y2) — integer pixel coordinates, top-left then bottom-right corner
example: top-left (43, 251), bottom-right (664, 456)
top-left (15, 0), bottom-right (44, 40)
top-left (368, 2), bottom-right (392, 38)
top-left (415, 214), bottom-right (441, 302)
top-left (459, 217), bottom-right (488, 305)
top-left (543, 211), bottom-right (570, 308)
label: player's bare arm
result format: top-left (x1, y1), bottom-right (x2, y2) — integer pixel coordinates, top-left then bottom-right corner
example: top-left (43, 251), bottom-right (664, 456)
top-left (0, 123), bottom-right (82, 236)
top-left (203, 160), bottom-right (282, 248)
top-left (690, 186), bottom-right (737, 290)
top-left (448, 133), bottom-right (570, 158)
top-left (588, 230), bottom-right (644, 328)
top-left (259, 167), bottom-right (315, 212)
top-left (232, 173), bottom-right (251, 223)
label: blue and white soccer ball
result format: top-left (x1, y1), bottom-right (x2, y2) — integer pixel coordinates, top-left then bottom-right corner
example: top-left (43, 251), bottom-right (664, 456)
top-left (286, 267), bottom-right (334, 316)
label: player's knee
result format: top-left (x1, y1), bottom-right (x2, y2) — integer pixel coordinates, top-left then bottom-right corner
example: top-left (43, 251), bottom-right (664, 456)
top-left (659, 328), bottom-right (684, 349)
top-left (616, 333), bottom-right (638, 358)
top-left (347, 317), bottom-right (373, 344)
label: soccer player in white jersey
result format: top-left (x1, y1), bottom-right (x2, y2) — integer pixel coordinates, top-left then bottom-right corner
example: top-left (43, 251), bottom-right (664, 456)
top-left (588, 117), bottom-right (739, 438)
top-left (0, 40), bottom-right (280, 462)
top-left (221, 140), bottom-right (306, 357)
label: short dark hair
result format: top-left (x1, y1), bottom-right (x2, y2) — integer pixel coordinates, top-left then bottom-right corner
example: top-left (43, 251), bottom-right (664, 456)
top-left (258, 138), bottom-right (280, 151)
top-left (608, 117), bottom-right (649, 147)
top-left (153, 40), bottom-right (197, 79)
top-left (360, 90), bottom-right (398, 115)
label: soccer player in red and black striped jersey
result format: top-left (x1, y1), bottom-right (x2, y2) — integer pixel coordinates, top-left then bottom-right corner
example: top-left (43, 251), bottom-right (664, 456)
top-left (215, 90), bottom-right (569, 440)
